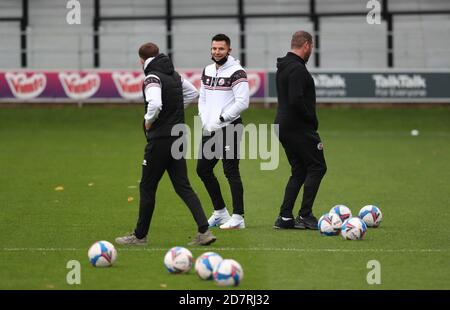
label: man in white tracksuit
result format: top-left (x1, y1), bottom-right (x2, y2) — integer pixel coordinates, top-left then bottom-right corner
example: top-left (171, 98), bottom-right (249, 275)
top-left (197, 34), bottom-right (250, 230)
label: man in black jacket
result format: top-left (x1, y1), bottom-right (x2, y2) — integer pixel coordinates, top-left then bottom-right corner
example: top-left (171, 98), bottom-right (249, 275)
top-left (273, 31), bottom-right (327, 230)
top-left (116, 42), bottom-right (216, 246)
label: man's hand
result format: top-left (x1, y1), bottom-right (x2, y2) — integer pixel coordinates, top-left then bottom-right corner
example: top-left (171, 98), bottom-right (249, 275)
top-left (206, 120), bottom-right (221, 133)
top-left (145, 122), bottom-right (152, 130)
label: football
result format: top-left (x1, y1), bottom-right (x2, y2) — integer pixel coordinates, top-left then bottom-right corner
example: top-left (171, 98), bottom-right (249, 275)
top-left (88, 240), bottom-right (117, 267)
top-left (330, 204), bottom-right (352, 222)
top-left (318, 212), bottom-right (342, 236)
top-left (341, 217), bottom-right (367, 240)
top-left (213, 259), bottom-right (244, 286)
top-left (359, 205), bottom-right (383, 227)
top-left (164, 246), bottom-right (193, 273)
top-left (195, 252), bottom-right (223, 280)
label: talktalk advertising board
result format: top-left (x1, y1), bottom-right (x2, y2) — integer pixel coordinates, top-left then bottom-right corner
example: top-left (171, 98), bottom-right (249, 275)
top-left (267, 71), bottom-right (450, 102)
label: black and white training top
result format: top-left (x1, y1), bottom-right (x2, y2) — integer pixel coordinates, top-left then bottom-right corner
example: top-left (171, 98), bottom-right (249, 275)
top-left (199, 55), bottom-right (250, 132)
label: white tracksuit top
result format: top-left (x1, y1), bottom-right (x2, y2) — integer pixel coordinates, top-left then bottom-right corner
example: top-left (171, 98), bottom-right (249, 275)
top-left (198, 55), bottom-right (250, 132)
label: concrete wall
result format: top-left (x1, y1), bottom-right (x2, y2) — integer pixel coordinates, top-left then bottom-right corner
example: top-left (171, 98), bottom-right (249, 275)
top-left (0, 0), bottom-right (449, 69)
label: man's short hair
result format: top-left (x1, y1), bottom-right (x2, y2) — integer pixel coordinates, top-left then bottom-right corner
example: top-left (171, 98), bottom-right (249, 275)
top-left (212, 33), bottom-right (231, 46)
top-left (139, 42), bottom-right (159, 60)
top-left (291, 31), bottom-right (313, 49)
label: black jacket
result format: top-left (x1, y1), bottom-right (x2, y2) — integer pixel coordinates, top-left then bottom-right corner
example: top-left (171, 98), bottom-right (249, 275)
top-left (274, 52), bottom-right (318, 133)
top-left (142, 53), bottom-right (184, 140)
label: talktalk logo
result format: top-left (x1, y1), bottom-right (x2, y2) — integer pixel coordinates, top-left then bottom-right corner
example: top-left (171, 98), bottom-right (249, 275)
top-left (5, 72), bottom-right (47, 99)
top-left (112, 72), bottom-right (144, 99)
top-left (59, 72), bottom-right (100, 99)
top-left (313, 74), bottom-right (346, 88)
top-left (372, 74), bottom-right (426, 88)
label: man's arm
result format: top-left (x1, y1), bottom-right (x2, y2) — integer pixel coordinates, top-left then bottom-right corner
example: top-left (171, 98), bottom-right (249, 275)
top-left (198, 70), bottom-right (206, 118)
top-left (181, 76), bottom-right (199, 108)
top-left (220, 69), bottom-right (250, 122)
top-left (143, 75), bottom-right (163, 130)
top-left (288, 67), bottom-right (313, 117)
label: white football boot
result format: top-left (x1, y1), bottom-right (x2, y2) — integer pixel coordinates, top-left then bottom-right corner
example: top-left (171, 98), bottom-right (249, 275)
top-left (188, 229), bottom-right (217, 246)
top-left (208, 208), bottom-right (231, 227)
top-left (219, 214), bottom-right (245, 230)
top-left (115, 233), bottom-right (148, 245)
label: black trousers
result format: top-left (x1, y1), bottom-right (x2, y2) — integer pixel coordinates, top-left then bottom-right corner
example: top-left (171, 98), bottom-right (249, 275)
top-left (134, 136), bottom-right (208, 239)
top-left (196, 119), bottom-right (244, 215)
top-left (278, 130), bottom-right (327, 218)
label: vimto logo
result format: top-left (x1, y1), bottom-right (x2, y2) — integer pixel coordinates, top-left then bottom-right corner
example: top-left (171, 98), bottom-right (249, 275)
top-left (59, 72), bottom-right (100, 99)
top-left (5, 72), bottom-right (47, 99)
top-left (247, 73), bottom-right (261, 97)
top-left (112, 72), bottom-right (144, 99)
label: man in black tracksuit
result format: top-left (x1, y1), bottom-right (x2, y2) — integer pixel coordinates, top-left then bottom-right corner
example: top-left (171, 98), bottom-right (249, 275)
top-left (273, 31), bottom-right (327, 230)
top-left (115, 42), bottom-right (216, 246)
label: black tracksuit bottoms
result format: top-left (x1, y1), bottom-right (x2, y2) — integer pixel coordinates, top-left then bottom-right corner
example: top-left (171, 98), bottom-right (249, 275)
top-left (278, 130), bottom-right (327, 218)
top-left (134, 136), bottom-right (208, 239)
top-left (196, 119), bottom-right (244, 216)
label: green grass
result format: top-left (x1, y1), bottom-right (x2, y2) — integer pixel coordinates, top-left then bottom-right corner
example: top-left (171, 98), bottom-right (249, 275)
top-left (0, 105), bottom-right (449, 289)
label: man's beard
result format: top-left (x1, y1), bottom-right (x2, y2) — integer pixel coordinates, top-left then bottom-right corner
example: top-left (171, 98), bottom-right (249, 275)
top-left (211, 54), bottom-right (228, 66)
top-left (304, 49), bottom-right (312, 63)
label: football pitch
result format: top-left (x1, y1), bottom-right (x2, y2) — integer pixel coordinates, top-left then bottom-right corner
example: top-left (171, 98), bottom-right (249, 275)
top-left (0, 105), bottom-right (449, 290)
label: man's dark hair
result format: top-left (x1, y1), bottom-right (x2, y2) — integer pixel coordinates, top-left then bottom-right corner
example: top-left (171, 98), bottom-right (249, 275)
top-left (212, 33), bottom-right (231, 46)
top-left (139, 42), bottom-right (159, 60)
top-left (291, 31), bottom-right (313, 49)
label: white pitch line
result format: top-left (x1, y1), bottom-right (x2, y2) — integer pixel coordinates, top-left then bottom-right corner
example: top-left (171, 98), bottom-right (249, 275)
top-left (1, 247), bottom-right (448, 253)
top-left (320, 130), bottom-right (450, 137)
